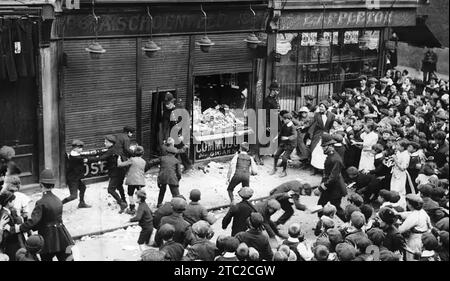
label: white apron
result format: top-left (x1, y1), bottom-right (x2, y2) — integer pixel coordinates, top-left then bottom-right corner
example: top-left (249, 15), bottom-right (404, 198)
top-left (311, 139), bottom-right (326, 170)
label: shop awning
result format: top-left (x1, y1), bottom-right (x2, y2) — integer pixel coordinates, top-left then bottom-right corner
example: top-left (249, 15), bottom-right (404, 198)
top-left (393, 17), bottom-right (442, 48)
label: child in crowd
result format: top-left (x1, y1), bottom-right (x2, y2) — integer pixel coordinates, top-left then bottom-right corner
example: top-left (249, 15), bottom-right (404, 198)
top-left (129, 190), bottom-right (153, 250)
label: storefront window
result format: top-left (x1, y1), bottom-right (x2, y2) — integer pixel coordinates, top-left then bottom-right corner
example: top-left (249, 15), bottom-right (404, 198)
top-left (275, 29), bottom-right (383, 111)
top-left (192, 73), bottom-right (253, 161)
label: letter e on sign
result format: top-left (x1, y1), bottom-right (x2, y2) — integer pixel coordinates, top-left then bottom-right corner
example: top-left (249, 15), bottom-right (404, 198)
top-left (65, 0), bottom-right (80, 10)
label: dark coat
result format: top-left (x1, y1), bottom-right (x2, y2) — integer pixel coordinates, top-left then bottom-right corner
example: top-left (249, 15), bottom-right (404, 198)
top-left (319, 152), bottom-right (347, 204)
top-left (92, 147), bottom-right (124, 178)
top-left (0, 208), bottom-right (24, 260)
top-left (158, 154), bottom-right (182, 186)
top-left (19, 191), bottom-right (74, 255)
top-left (130, 202), bottom-right (153, 230)
top-left (153, 202), bottom-right (173, 229)
top-left (113, 132), bottom-right (133, 160)
top-left (222, 200), bottom-right (256, 236)
top-left (308, 112), bottom-right (336, 152)
top-left (65, 152), bottom-right (85, 182)
top-left (383, 225), bottom-right (406, 253)
top-left (235, 229), bottom-right (273, 261)
top-left (183, 202), bottom-right (209, 225)
top-left (183, 238), bottom-right (217, 261)
top-left (156, 213), bottom-right (193, 247)
top-left (160, 240), bottom-right (184, 261)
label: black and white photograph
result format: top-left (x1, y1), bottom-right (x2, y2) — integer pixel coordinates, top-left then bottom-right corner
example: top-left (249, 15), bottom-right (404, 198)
top-left (0, 0), bottom-right (448, 278)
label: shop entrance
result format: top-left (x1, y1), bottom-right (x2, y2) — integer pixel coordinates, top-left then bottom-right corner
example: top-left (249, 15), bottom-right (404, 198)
top-left (0, 78), bottom-right (39, 185)
top-left (150, 89), bottom-right (178, 155)
top-left (192, 72), bottom-right (253, 161)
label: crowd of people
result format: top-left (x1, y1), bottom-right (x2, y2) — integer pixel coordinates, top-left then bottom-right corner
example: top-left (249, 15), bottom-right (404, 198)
top-left (0, 65), bottom-right (448, 261)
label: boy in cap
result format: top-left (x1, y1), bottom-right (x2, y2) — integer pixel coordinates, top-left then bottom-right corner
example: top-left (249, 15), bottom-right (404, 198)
top-left (90, 135), bottom-right (128, 212)
top-left (236, 242), bottom-right (249, 261)
top-left (312, 245), bottom-right (330, 261)
top-left (114, 126), bottom-right (135, 160)
top-left (184, 189), bottom-right (216, 225)
top-left (118, 146), bottom-right (152, 215)
top-left (155, 197), bottom-right (193, 247)
top-left (335, 242), bottom-right (357, 261)
top-left (268, 180), bottom-right (309, 226)
top-left (376, 207), bottom-right (406, 253)
top-left (226, 142), bottom-right (258, 204)
top-left (183, 220), bottom-right (217, 261)
top-left (346, 166), bottom-right (381, 203)
top-left (62, 139), bottom-right (91, 208)
top-left (157, 143), bottom-right (182, 208)
top-left (158, 224), bottom-right (185, 261)
top-left (255, 199), bottom-right (288, 239)
top-left (344, 211), bottom-right (369, 247)
top-left (235, 212), bottom-right (273, 261)
top-left (270, 112), bottom-right (297, 178)
top-left (214, 236), bottom-right (240, 261)
top-left (129, 190), bottom-right (153, 250)
top-left (314, 203), bottom-right (337, 236)
top-left (15, 234), bottom-right (44, 261)
top-left (222, 187), bottom-right (256, 236)
top-left (282, 223), bottom-right (306, 261)
top-left (277, 244), bottom-right (297, 261)
top-left (419, 184), bottom-right (446, 224)
top-left (419, 232), bottom-right (440, 261)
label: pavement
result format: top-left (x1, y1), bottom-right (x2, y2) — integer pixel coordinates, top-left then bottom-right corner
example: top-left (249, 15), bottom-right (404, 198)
top-left (25, 157), bottom-right (328, 261)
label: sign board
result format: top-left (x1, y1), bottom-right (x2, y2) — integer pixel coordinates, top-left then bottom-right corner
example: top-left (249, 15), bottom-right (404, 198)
top-left (78, 149), bottom-right (108, 178)
top-left (59, 7), bottom-right (267, 38)
top-left (194, 136), bottom-right (241, 161)
top-left (279, 9), bottom-right (416, 31)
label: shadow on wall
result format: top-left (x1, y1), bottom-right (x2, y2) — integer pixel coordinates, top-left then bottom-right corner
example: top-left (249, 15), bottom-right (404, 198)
top-left (397, 42), bottom-right (449, 76)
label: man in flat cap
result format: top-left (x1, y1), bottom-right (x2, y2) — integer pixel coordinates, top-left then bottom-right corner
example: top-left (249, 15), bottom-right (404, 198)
top-left (255, 199), bottom-right (288, 239)
top-left (222, 187), bottom-right (256, 236)
top-left (268, 180), bottom-right (310, 226)
top-left (183, 220), bottom-right (217, 261)
top-left (235, 212), bottom-right (273, 261)
top-left (62, 139), bottom-right (91, 208)
top-left (88, 135), bottom-right (127, 213)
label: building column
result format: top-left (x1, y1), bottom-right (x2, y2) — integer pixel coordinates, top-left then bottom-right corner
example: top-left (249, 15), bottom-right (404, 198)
top-left (40, 42), bottom-right (62, 186)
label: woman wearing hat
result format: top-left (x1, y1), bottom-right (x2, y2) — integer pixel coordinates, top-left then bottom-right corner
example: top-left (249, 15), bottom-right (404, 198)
top-left (308, 101), bottom-right (336, 174)
top-left (357, 123), bottom-right (379, 173)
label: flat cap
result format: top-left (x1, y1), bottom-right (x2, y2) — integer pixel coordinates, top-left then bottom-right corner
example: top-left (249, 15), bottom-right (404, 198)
top-left (248, 212), bottom-right (264, 229)
top-left (349, 193), bottom-right (364, 207)
top-left (378, 207), bottom-right (397, 225)
top-left (406, 193), bottom-right (423, 204)
top-left (222, 236), bottom-right (240, 252)
top-left (192, 220), bottom-right (210, 237)
top-left (335, 242), bottom-right (357, 261)
top-left (314, 245), bottom-right (330, 261)
top-left (421, 233), bottom-right (439, 251)
top-left (104, 134), bottom-right (117, 144)
top-left (238, 187), bottom-right (254, 199)
top-left (141, 248), bottom-right (166, 261)
top-left (350, 211), bottom-right (366, 229)
top-left (71, 139), bottom-right (85, 147)
top-left (171, 197), bottom-right (187, 211)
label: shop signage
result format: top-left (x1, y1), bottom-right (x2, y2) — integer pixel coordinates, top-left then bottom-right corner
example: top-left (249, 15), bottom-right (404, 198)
top-left (59, 8), bottom-right (267, 38)
top-left (279, 9), bottom-right (416, 31)
top-left (194, 137), bottom-right (241, 160)
top-left (79, 149), bottom-right (108, 178)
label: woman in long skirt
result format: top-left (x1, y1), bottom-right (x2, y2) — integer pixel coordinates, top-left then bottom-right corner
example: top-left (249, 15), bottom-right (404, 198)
top-left (358, 123), bottom-right (379, 172)
top-left (390, 140), bottom-right (411, 209)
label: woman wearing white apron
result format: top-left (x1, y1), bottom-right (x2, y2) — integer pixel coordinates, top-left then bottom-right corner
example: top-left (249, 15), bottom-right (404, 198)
top-left (395, 194), bottom-right (432, 261)
top-left (308, 102), bottom-right (335, 174)
top-left (358, 124), bottom-right (379, 172)
top-left (390, 140), bottom-right (411, 210)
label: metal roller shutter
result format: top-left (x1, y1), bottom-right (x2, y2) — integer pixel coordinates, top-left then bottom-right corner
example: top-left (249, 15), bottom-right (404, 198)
top-left (141, 35), bottom-right (190, 157)
top-left (193, 33), bottom-right (253, 76)
top-left (63, 38), bottom-right (137, 151)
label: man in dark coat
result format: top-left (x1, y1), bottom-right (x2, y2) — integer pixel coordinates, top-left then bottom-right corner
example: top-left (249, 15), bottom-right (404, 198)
top-left (377, 207), bottom-right (405, 254)
top-left (268, 180), bottom-right (309, 226)
top-left (16, 169), bottom-right (74, 261)
top-left (235, 212), bottom-right (274, 261)
top-left (154, 198), bottom-right (193, 247)
top-left (91, 135), bottom-right (127, 212)
top-left (157, 145), bottom-right (182, 207)
top-left (346, 166), bottom-right (381, 203)
top-left (316, 134), bottom-right (347, 221)
top-left (222, 187), bottom-right (256, 236)
top-left (114, 126), bottom-right (135, 160)
top-left (255, 199), bottom-right (288, 239)
top-left (422, 47), bottom-right (438, 83)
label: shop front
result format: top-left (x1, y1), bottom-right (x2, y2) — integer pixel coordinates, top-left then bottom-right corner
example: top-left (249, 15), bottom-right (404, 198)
top-left (271, 4), bottom-right (418, 112)
top-left (55, 1), bottom-right (268, 180)
top-left (0, 2), bottom-right (55, 185)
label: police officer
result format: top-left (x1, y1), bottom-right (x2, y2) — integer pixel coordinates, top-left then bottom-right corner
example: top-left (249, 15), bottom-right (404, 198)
top-left (16, 169), bottom-right (74, 261)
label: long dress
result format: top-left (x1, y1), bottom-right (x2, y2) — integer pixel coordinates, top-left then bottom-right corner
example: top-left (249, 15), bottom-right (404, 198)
top-left (390, 150), bottom-right (411, 209)
top-left (358, 131), bottom-right (379, 172)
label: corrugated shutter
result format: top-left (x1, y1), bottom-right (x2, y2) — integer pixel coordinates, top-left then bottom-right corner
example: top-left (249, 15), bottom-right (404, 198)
top-left (141, 35), bottom-right (190, 156)
top-left (63, 38), bottom-right (137, 151)
top-left (193, 33), bottom-right (253, 76)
